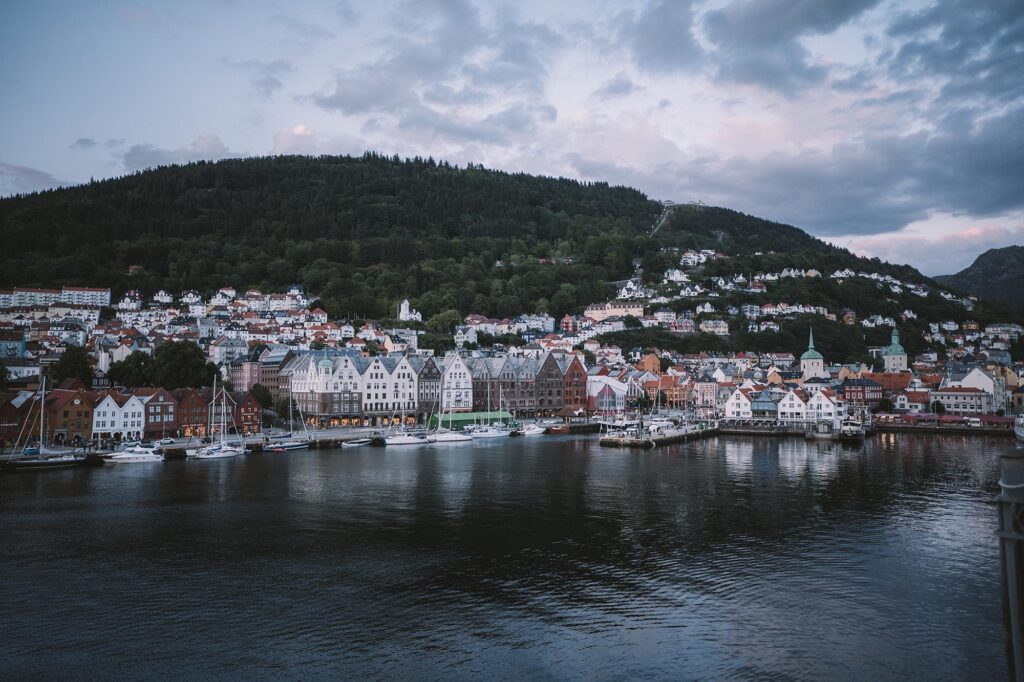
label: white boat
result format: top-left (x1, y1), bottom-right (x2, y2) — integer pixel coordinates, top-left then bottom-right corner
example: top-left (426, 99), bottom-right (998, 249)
top-left (517, 423), bottom-right (546, 436)
top-left (341, 438), bottom-right (373, 448)
top-left (1015, 414), bottom-right (1024, 442)
top-left (837, 418), bottom-right (866, 441)
top-left (3, 376), bottom-right (90, 471)
top-left (109, 445), bottom-right (164, 463)
top-left (384, 432), bottom-right (429, 446)
top-left (192, 376), bottom-right (245, 459)
top-left (266, 377), bottom-right (313, 453)
top-left (265, 440), bottom-right (309, 452)
top-left (469, 425), bottom-right (512, 439)
top-left (433, 430), bottom-right (473, 443)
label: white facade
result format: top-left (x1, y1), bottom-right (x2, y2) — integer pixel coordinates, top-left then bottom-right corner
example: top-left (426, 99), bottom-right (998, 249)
top-left (777, 390), bottom-right (808, 422)
top-left (725, 389), bottom-right (752, 419)
top-left (92, 394), bottom-right (147, 439)
top-left (441, 354), bottom-right (473, 411)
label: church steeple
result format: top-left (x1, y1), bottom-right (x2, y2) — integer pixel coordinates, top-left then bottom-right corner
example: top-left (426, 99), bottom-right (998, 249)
top-left (808, 326), bottom-right (815, 351)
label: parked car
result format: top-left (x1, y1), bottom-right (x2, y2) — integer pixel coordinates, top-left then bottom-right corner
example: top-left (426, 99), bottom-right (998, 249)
top-left (159, 437), bottom-right (175, 445)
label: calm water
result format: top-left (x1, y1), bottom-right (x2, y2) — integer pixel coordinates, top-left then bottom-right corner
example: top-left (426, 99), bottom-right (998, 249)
top-left (0, 434), bottom-right (1015, 680)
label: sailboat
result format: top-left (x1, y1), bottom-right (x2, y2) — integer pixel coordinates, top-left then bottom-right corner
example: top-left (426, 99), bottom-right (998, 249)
top-left (432, 373), bottom-right (471, 443)
top-left (190, 376), bottom-right (246, 459)
top-left (468, 370), bottom-right (511, 440)
top-left (267, 376), bottom-right (312, 452)
top-left (3, 376), bottom-right (93, 471)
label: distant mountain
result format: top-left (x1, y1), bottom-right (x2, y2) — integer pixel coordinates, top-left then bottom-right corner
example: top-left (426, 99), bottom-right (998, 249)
top-left (935, 246), bottom-right (1024, 313)
top-left (0, 153), bottom-right (1005, 326)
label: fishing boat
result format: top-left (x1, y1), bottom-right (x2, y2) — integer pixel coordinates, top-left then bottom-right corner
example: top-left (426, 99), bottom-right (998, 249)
top-left (836, 418), bottom-right (866, 442)
top-left (3, 376), bottom-right (93, 471)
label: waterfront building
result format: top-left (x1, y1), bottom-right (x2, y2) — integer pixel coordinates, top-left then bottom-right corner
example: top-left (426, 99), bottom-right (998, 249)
top-left (91, 392), bottom-right (147, 441)
top-left (931, 386), bottom-right (993, 415)
top-left (131, 387), bottom-right (178, 438)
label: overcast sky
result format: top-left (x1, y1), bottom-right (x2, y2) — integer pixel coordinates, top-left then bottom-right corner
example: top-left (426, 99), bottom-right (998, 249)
top-left (2, 0), bottom-right (1022, 275)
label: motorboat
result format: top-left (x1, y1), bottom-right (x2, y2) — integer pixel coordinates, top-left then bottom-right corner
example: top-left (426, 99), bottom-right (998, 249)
top-left (341, 438), bottom-right (373, 448)
top-left (836, 418), bottom-right (866, 442)
top-left (109, 444), bottom-right (164, 463)
top-left (517, 423), bottom-right (546, 436)
top-left (384, 431), bottom-right (430, 446)
top-left (266, 439), bottom-right (310, 452)
top-left (1015, 413), bottom-right (1024, 442)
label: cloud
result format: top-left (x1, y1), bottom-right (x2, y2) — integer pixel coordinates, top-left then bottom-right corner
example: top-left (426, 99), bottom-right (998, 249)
top-left (70, 138), bottom-right (97, 149)
top-left (121, 134), bottom-right (244, 171)
top-left (271, 14), bottom-right (336, 45)
top-left (309, 0), bottom-right (564, 145)
top-left (221, 57), bottom-right (295, 98)
top-left (702, 0), bottom-right (882, 95)
top-left (618, 1), bottom-right (704, 73)
top-left (883, 0), bottom-right (1024, 108)
top-left (557, 102), bottom-right (1024, 238)
top-left (591, 72), bottom-right (644, 100)
top-left (836, 220), bottom-right (1024, 276)
top-left (270, 124), bottom-right (365, 156)
top-left (0, 163), bottom-right (65, 196)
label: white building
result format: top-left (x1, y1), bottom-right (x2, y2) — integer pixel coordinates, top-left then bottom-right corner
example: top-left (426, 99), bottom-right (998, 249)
top-left (92, 393), bottom-right (147, 440)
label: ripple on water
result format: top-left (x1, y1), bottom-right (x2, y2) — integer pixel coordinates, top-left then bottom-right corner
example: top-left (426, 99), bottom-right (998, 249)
top-left (0, 433), bottom-right (1008, 680)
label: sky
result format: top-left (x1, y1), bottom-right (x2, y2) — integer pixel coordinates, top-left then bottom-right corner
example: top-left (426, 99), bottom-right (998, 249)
top-left (1, 0), bottom-right (1022, 275)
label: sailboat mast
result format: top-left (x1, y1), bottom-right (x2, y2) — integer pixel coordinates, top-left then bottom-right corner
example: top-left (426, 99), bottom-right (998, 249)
top-left (39, 375), bottom-right (46, 447)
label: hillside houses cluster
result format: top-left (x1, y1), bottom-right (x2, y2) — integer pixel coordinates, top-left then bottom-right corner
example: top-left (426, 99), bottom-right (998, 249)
top-left (2, 279), bottom-right (1022, 448)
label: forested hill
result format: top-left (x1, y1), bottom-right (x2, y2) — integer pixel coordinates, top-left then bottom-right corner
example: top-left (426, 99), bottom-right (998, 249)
top-left (0, 153), bottom-right (944, 319)
top-left (935, 246), bottom-right (1024, 313)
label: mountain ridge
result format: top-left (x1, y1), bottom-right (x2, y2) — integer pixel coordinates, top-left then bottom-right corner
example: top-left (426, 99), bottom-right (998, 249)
top-left (0, 153), bottom-right (1008, 325)
top-left (935, 245), bottom-right (1024, 313)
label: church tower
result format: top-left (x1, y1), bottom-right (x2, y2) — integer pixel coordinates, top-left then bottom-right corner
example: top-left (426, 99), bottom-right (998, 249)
top-left (800, 327), bottom-right (827, 380)
top-left (882, 328), bottom-right (908, 372)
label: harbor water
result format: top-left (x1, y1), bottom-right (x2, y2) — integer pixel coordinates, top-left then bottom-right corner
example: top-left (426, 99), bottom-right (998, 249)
top-left (0, 433), bottom-right (1012, 679)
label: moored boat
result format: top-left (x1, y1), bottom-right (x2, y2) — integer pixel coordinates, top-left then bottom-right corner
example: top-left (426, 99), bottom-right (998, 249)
top-left (1015, 414), bottom-right (1024, 442)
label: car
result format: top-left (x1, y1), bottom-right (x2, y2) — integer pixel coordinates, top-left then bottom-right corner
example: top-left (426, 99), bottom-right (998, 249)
top-left (159, 437), bottom-right (175, 445)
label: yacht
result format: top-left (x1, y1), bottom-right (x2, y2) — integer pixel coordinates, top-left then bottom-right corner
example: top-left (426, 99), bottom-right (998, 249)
top-left (341, 437), bottom-right (374, 448)
top-left (432, 430), bottom-right (473, 443)
top-left (109, 444), bottom-right (164, 463)
top-left (469, 423), bottom-right (512, 439)
top-left (384, 431), bottom-right (430, 446)
top-left (517, 423), bottom-right (546, 436)
top-left (1015, 413), bottom-right (1024, 442)
top-left (190, 376), bottom-right (246, 459)
top-left (3, 377), bottom-right (92, 471)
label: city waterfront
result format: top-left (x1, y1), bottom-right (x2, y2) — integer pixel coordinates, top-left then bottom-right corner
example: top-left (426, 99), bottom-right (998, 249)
top-left (0, 433), bottom-right (1013, 679)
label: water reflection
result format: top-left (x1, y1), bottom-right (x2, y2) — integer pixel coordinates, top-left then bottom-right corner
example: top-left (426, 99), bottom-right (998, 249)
top-left (0, 434), bottom-right (1008, 679)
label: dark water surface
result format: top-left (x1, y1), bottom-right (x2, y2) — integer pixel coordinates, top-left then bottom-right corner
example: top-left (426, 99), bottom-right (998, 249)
top-left (1, 434), bottom-right (1014, 680)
